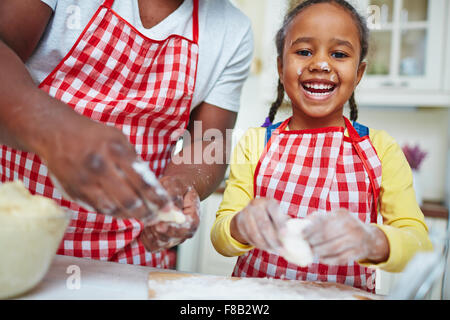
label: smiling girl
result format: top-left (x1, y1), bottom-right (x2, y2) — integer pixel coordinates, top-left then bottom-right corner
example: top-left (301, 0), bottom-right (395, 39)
top-left (210, 0), bottom-right (432, 293)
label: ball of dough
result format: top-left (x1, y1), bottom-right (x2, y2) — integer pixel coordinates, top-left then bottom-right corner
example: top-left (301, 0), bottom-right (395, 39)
top-left (280, 219), bottom-right (313, 267)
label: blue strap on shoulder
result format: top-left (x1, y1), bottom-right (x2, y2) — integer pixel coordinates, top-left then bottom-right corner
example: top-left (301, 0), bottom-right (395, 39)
top-left (352, 121), bottom-right (369, 138)
top-left (265, 122), bottom-right (283, 145)
top-left (264, 121), bottom-right (369, 146)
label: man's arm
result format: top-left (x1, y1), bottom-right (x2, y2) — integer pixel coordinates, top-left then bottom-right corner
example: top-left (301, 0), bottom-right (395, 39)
top-left (0, 0), bottom-right (54, 151)
top-left (163, 102), bottom-right (237, 201)
top-left (0, 0), bottom-right (52, 61)
top-left (139, 102), bottom-right (237, 252)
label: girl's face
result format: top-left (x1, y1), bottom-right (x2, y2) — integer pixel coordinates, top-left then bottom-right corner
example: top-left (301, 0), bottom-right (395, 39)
top-left (278, 3), bottom-right (366, 127)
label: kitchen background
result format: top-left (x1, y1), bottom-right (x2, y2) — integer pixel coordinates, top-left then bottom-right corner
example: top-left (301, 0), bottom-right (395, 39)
top-left (176, 0), bottom-right (450, 298)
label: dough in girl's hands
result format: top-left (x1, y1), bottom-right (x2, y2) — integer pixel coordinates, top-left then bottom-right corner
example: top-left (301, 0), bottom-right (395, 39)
top-left (279, 219), bottom-right (313, 267)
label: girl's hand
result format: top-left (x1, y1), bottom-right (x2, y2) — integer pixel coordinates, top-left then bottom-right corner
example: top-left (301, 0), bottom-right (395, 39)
top-left (302, 209), bottom-right (390, 265)
top-left (139, 176), bottom-right (200, 252)
top-left (230, 198), bottom-right (287, 253)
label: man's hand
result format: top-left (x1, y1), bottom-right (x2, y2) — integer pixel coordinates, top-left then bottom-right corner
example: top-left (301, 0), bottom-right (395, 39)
top-left (139, 176), bottom-right (200, 252)
top-left (44, 116), bottom-right (170, 221)
top-left (302, 209), bottom-right (390, 265)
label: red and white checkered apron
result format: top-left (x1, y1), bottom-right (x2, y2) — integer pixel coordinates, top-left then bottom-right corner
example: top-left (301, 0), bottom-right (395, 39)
top-left (0, 0), bottom-right (199, 267)
top-left (232, 117), bottom-right (382, 292)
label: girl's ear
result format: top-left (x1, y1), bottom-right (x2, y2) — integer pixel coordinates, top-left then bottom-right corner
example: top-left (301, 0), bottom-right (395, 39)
top-left (277, 56), bottom-right (284, 85)
top-left (356, 61), bottom-right (367, 86)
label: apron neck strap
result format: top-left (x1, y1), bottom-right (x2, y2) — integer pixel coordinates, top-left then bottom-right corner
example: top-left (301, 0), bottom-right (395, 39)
top-left (344, 117), bottom-right (361, 141)
top-left (103, 0), bottom-right (114, 9)
top-left (192, 0), bottom-right (199, 44)
top-left (276, 118), bottom-right (291, 132)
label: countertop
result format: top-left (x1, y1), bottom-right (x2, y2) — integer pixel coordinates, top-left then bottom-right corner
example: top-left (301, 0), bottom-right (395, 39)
top-left (17, 255), bottom-right (165, 300)
top-left (16, 255), bottom-right (379, 300)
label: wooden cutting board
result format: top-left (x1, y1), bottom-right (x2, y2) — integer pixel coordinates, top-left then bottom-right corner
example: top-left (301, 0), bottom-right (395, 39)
top-left (147, 270), bottom-right (381, 300)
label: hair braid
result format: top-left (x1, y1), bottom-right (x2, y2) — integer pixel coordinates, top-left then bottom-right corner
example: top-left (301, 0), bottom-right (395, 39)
top-left (349, 92), bottom-right (358, 122)
top-left (268, 79), bottom-right (285, 123)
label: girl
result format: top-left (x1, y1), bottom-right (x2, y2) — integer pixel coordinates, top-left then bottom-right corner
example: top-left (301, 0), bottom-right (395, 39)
top-left (211, 0), bottom-right (432, 293)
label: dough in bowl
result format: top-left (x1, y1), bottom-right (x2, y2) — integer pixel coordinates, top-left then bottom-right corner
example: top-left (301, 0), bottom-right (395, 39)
top-left (0, 180), bottom-right (69, 299)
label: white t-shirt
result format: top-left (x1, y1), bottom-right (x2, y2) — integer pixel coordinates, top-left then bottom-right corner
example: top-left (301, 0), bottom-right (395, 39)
top-left (27, 0), bottom-right (254, 112)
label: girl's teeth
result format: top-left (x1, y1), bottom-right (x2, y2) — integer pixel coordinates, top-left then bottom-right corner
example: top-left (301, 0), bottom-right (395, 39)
top-left (308, 91), bottom-right (331, 96)
top-left (303, 83), bottom-right (336, 97)
top-left (304, 83), bottom-right (333, 90)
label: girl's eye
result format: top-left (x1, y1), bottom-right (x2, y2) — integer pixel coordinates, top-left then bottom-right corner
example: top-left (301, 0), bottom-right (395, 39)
top-left (332, 52), bottom-right (348, 59)
top-left (296, 50), bottom-right (312, 57)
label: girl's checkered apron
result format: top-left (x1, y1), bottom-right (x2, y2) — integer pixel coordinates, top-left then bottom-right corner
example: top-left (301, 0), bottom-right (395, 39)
top-left (232, 117), bottom-right (382, 292)
top-left (0, 0), bottom-right (199, 267)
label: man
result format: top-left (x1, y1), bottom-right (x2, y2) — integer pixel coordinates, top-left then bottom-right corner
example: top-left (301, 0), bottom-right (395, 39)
top-left (0, 0), bottom-right (253, 267)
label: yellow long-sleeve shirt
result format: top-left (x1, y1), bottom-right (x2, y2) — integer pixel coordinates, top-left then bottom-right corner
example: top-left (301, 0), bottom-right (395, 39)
top-left (211, 126), bottom-right (433, 273)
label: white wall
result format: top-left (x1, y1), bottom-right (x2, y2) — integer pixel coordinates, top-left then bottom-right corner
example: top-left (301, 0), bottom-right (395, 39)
top-left (356, 106), bottom-right (449, 202)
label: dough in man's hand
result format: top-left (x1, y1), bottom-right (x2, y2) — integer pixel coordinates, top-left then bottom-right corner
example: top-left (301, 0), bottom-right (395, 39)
top-left (157, 207), bottom-right (186, 224)
top-left (280, 219), bottom-right (313, 267)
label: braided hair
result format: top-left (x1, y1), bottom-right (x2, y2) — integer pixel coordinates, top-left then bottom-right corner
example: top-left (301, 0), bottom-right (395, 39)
top-left (263, 0), bottom-right (369, 127)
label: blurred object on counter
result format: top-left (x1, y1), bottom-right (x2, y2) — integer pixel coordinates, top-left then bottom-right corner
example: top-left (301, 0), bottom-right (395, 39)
top-left (402, 143), bottom-right (428, 205)
top-left (402, 143), bottom-right (428, 170)
top-left (0, 180), bottom-right (69, 299)
top-left (388, 226), bottom-right (449, 300)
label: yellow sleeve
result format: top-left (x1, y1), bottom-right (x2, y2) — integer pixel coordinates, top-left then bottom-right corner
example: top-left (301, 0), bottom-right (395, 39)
top-left (210, 128), bottom-right (265, 257)
top-left (359, 129), bottom-right (433, 272)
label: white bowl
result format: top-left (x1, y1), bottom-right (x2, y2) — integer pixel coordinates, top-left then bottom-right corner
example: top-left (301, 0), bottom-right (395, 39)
top-left (0, 213), bottom-right (69, 299)
top-left (0, 181), bottom-right (69, 299)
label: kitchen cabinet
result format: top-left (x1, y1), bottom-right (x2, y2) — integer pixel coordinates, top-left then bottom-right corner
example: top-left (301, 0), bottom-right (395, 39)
top-left (353, 0), bottom-right (450, 106)
top-left (355, 0), bottom-right (445, 89)
top-left (445, 2), bottom-right (450, 93)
